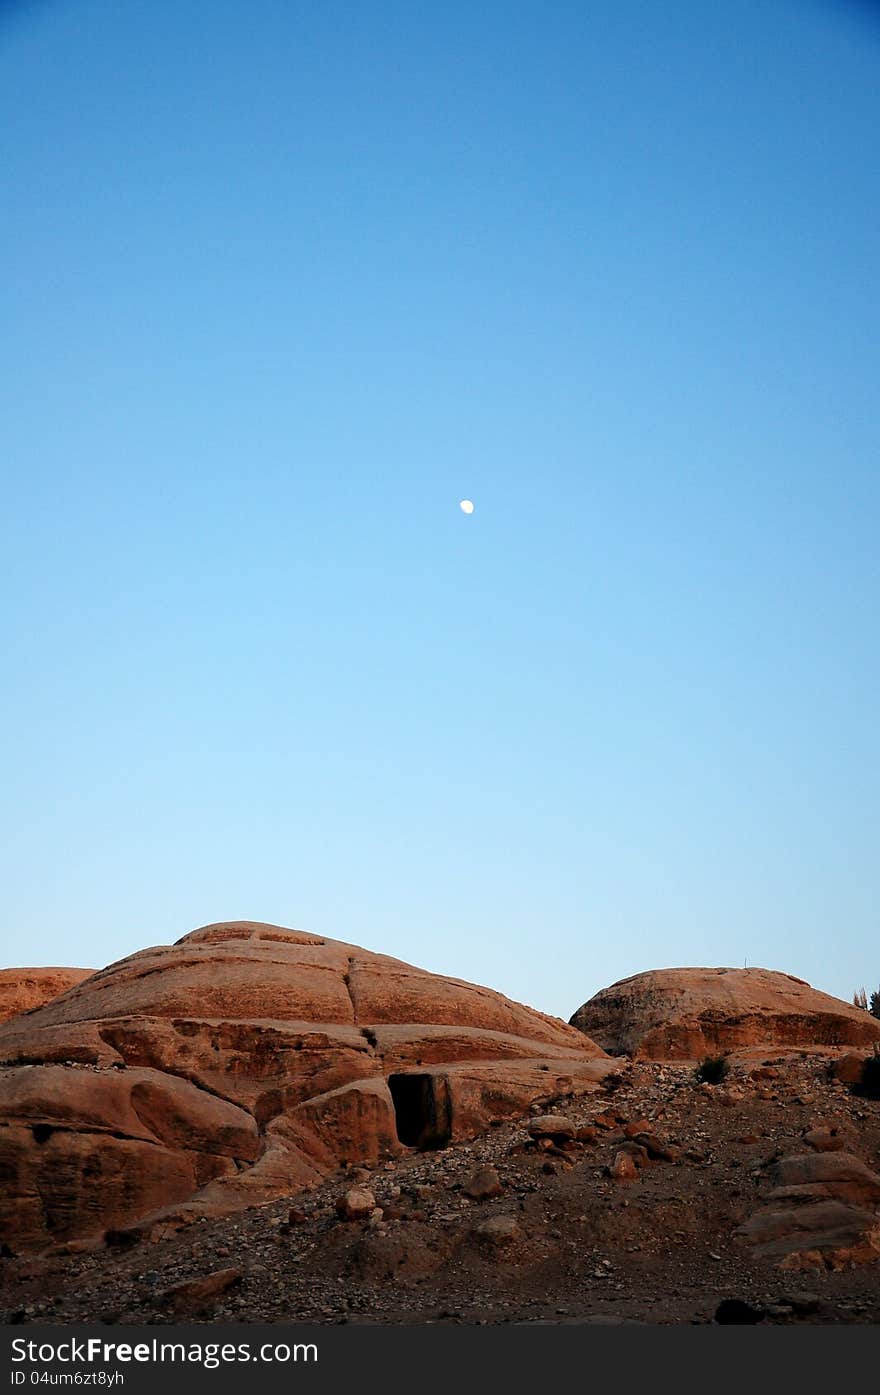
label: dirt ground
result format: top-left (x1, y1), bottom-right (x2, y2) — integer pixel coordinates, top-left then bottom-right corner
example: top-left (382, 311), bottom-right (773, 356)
top-left (3, 1055), bottom-right (879, 1326)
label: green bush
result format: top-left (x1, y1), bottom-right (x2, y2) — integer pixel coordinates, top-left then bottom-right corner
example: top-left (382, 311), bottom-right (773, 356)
top-left (694, 1054), bottom-right (730, 1085)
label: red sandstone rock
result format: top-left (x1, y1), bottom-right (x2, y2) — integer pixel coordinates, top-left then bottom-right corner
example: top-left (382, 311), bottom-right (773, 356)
top-left (631, 1132), bottom-right (679, 1163)
top-left (474, 1215), bottom-right (519, 1245)
top-left (336, 1187), bottom-right (376, 1221)
top-left (462, 1166), bottom-right (503, 1200)
top-left (0, 920), bottom-right (612, 1252)
top-left (834, 1053), bottom-right (871, 1084)
top-left (526, 1114), bottom-right (576, 1141)
top-left (736, 1152), bottom-right (880, 1270)
top-left (0, 969), bottom-right (93, 1025)
top-left (593, 1113), bottom-right (617, 1130)
top-left (162, 1268), bottom-right (242, 1312)
top-left (803, 1127), bottom-right (845, 1153)
top-left (616, 1141), bottom-right (650, 1168)
top-left (623, 1119), bottom-right (650, 1138)
top-left (738, 1199), bottom-right (880, 1271)
top-left (609, 1151), bottom-right (639, 1182)
top-left (769, 1152), bottom-right (880, 1208)
top-left (570, 968), bottom-right (880, 1060)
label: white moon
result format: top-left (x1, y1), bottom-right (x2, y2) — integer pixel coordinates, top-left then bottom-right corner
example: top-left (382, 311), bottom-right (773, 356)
top-left (459, 499), bottom-right (475, 514)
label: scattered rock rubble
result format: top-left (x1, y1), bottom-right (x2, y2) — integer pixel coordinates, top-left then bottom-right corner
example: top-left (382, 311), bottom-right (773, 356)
top-left (2, 1052), bottom-right (878, 1326)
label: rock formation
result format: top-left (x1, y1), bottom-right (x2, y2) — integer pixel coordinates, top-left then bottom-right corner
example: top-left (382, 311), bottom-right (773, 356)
top-left (0, 921), bottom-right (613, 1252)
top-left (569, 967), bottom-right (880, 1060)
top-left (736, 1152), bottom-right (880, 1270)
top-left (0, 968), bottom-right (93, 1025)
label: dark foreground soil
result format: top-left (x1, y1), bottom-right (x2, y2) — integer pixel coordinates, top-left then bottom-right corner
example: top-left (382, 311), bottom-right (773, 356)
top-left (3, 1057), bottom-right (879, 1326)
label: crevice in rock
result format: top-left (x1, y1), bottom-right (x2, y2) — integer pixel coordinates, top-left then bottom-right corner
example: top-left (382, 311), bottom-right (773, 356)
top-left (11, 1119), bottom-right (168, 1148)
top-left (342, 957), bottom-right (358, 1024)
top-left (252, 1089), bottom-right (286, 1129)
top-left (131, 1066), bottom-right (253, 1118)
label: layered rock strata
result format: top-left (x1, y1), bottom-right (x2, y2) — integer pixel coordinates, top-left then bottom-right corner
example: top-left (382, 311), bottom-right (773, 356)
top-left (0, 921), bottom-right (612, 1251)
top-left (570, 967), bottom-right (880, 1060)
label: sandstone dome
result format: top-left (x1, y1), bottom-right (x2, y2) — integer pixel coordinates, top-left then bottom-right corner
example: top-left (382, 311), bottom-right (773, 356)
top-left (0, 921), bottom-right (612, 1252)
top-left (569, 966), bottom-right (880, 1060)
top-left (0, 968), bottom-right (93, 1025)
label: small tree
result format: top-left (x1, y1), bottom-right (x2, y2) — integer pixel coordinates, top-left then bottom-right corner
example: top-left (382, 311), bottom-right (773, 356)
top-left (870, 988), bottom-right (880, 1021)
top-left (853, 988), bottom-right (868, 1011)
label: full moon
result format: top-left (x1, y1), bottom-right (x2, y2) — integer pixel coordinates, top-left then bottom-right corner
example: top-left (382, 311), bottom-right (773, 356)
top-left (459, 499), bottom-right (475, 514)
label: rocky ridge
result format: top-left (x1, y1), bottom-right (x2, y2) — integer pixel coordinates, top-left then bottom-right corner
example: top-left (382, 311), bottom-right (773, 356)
top-left (0, 968), bottom-right (93, 1025)
top-left (0, 922), bottom-right (613, 1252)
top-left (570, 967), bottom-right (880, 1060)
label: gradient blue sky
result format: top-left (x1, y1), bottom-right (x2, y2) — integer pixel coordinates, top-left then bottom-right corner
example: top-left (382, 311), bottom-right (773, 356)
top-left (2, 0), bottom-right (878, 1017)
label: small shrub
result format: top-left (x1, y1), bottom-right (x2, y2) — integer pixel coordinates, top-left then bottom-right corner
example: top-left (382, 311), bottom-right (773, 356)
top-left (601, 1072), bottom-right (625, 1095)
top-left (855, 1053), bottom-right (880, 1100)
top-left (694, 1054), bottom-right (730, 1085)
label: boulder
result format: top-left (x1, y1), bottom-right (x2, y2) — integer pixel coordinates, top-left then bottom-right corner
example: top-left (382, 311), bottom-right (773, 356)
top-left (463, 1166), bottom-right (503, 1200)
top-left (623, 1119), bottom-right (651, 1138)
top-left (833, 1053), bottom-right (871, 1085)
top-left (631, 1132), bottom-right (679, 1163)
top-left (526, 1114), bottom-right (576, 1141)
top-left (336, 1187), bottom-right (376, 1221)
top-left (593, 1113), bottom-right (618, 1130)
top-left (162, 1268), bottom-right (242, 1312)
top-left (609, 1151), bottom-right (639, 1182)
top-left (736, 1152), bottom-right (880, 1270)
top-left (616, 1141), bottom-right (649, 1167)
top-left (768, 1152), bottom-right (880, 1209)
top-left (570, 967), bottom-right (880, 1060)
top-left (803, 1128), bottom-right (845, 1154)
top-left (0, 920), bottom-right (612, 1252)
top-left (737, 1200), bottom-right (880, 1271)
top-left (474, 1215), bottom-right (519, 1246)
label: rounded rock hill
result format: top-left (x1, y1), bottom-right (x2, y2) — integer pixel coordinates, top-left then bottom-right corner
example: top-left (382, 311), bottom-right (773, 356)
top-left (569, 966), bottom-right (880, 1060)
top-left (0, 968), bottom-right (94, 1025)
top-left (0, 921), bottom-right (613, 1252)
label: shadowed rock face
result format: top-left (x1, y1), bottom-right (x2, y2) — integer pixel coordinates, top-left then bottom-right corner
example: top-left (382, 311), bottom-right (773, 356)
top-left (569, 967), bottom-right (880, 1060)
top-left (0, 969), bottom-right (93, 1025)
top-left (0, 921), bottom-right (612, 1252)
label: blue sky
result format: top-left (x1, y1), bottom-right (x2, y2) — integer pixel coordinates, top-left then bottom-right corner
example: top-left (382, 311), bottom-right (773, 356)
top-left (2, 0), bottom-right (878, 1017)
